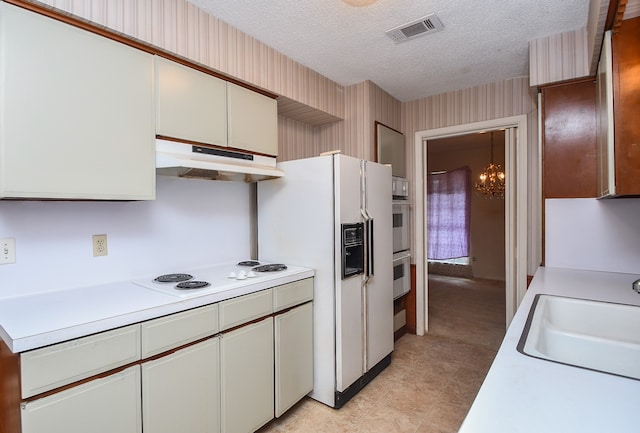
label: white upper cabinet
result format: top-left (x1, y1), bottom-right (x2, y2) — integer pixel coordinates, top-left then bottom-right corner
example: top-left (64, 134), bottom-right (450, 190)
top-left (0, 3), bottom-right (155, 200)
top-left (155, 58), bottom-right (279, 157)
top-left (155, 56), bottom-right (228, 147)
top-left (227, 82), bottom-right (278, 156)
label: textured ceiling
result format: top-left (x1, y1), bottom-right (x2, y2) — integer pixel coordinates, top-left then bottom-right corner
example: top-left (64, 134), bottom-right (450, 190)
top-left (186, 0), bottom-right (591, 102)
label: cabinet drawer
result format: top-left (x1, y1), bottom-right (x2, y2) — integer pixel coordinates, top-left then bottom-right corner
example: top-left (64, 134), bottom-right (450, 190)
top-left (21, 324), bottom-right (141, 398)
top-left (141, 304), bottom-right (218, 358)
top-left (273, 278), bottom-right (314, 312)
top-left (218, 289), bottom-right (272, 331)
top-left (21, 365), bottom-right (142, 433)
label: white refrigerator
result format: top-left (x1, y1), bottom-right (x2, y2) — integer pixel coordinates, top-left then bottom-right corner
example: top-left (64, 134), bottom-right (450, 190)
top-left (257, 153), bottom-right (394, 408)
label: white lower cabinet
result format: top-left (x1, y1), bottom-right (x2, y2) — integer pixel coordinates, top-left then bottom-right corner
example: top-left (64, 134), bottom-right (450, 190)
top-left (220, 317), bottom-right (274, 433)
top-left (274, 302), bottom-right (314, 417)
top-left (13, 281), bottom-right (313, 433)
top-left (141, 338), bottom-right (220, 433)
top-left (21, 365), bottom-right (142, 433)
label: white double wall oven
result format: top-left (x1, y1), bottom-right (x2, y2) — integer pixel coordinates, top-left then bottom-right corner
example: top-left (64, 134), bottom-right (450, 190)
top-left (392, 177), bottom-right (411, 300)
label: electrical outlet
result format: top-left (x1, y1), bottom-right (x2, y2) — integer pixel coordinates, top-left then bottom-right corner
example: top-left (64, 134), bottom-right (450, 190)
top-left (0, 238), bottom-right (16, 264)
top-left (92, 234), bottom-right (108, 257)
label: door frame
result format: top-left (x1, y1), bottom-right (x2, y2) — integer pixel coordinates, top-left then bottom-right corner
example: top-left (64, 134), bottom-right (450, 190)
top-left (413, 115), bottom-right (528, 335)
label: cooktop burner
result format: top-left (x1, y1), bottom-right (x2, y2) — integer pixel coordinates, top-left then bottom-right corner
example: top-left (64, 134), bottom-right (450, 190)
top-left (132, 262), bottom-right (312, 298)
top-left (237, 260), bottom-right (261, 267)
top-left (253, 264), bottom-right (287, 272)
top-left (175, 280), bottom-right (211, 290)
top-left (154, 273), bottom-right (193, 283)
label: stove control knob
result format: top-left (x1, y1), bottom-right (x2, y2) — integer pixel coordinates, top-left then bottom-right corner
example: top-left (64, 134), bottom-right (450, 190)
top-left (237, 270), bottom-right (247, 280)
top-left (247, 271), bottom-right (256, 278)
top-left (227, 272), bottom-right (237, 279)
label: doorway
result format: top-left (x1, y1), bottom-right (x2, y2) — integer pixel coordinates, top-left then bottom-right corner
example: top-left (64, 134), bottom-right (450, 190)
top-left (413, 116), bottom-right (528, 336)
top-left (426, 131), bottom-right (507, 339)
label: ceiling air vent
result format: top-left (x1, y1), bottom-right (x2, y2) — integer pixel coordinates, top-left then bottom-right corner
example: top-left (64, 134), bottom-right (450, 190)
top-left (385, 13), bottom-right (444, 43)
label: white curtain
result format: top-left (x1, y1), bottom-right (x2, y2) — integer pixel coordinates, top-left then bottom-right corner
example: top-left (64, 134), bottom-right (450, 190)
top-left (427, 166), bottom-right (471, 260)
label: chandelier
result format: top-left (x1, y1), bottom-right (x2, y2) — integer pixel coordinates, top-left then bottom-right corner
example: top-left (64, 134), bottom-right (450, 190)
top-left (474, 131), bottom-right (505, 199)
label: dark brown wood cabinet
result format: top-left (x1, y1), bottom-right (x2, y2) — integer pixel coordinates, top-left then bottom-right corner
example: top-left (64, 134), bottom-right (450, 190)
top-left (542, 17), bottom-right (640, 199)
top-left (541, 78), bottom-right (598, 199)
top-left (611, 17), bottom-right (640, 196)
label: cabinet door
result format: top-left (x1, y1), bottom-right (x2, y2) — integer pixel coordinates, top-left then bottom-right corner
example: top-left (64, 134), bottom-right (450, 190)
top-left (611, 17), bottom-right (640, 195)
top-left (274, 302), bottom-right (313, 417)
top-left (21, 366), bottom-right (141, 433)
top-left (227, 83), bottom-right (278, 156)
top-left (141, 338), bottom-right (220, 433)
top-left (0, 3), bottom-right (155, 200)
top-left (155, 56), bottom-right (228, 147)
top-left (541, 79), bottom-right (598, 198)
top-left (220, 317), bottom-right (274, 433)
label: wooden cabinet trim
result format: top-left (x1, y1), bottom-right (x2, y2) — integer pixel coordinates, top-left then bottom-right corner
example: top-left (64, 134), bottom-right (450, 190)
top-left (406, 264), bottom-right (417, 334)
top-left (0, 339), bottom-right (21, 433)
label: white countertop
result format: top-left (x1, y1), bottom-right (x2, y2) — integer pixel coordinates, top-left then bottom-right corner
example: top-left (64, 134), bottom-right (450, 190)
top-left (459, 267), bottom-right (640, 433)
top-left (0, 264), bottom-right (314, 353)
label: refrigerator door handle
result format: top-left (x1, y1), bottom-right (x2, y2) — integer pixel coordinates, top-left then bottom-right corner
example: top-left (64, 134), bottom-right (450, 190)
top-left (361, 208), bottom-right (373, 277)
top-left (363, 216), bottom-right (374, 277)
top-left (369, 218), bottom-right (374, 276)
top-left (364, 218), bottom-right (370, 277)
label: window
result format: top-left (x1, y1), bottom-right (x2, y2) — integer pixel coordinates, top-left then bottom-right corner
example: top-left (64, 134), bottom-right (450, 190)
top-left (427, 166), bottom-right (471, 261)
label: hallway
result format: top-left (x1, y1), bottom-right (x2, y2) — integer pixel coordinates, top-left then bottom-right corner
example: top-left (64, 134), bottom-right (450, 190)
top-left (258, 275), bottom-right (506, 433)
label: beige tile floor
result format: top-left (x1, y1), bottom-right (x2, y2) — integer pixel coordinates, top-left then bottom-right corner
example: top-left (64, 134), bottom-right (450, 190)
top-left (258, 275), bottom-right (505, 433)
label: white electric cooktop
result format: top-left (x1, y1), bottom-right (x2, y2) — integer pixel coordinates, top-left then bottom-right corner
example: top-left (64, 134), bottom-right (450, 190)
top-left (132, 261), bottom-right (306, 298)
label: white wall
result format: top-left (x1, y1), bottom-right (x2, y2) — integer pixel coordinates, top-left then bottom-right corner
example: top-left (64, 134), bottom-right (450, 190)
top-left (545, 198), bottom-right (640, 274)
top-left (0, 176), bottom-right (251, 299)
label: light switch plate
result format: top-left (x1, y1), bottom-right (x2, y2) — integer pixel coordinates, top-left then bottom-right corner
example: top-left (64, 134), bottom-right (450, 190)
top-left (0, 238), bottom-right (16, 264)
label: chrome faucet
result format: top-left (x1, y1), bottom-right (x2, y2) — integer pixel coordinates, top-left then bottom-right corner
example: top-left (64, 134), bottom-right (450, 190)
top-left (633, 279), bottom-right (640, 294)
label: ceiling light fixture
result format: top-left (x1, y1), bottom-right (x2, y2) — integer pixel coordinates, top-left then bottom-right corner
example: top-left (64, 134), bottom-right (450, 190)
top-left (341, 0), bottom-right (377, 6)
top-left (474, 131), bottom-right (505, 199)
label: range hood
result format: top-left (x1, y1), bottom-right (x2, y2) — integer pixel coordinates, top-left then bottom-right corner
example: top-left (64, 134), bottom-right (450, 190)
top-left (156, 139), bottom-right (284, 182)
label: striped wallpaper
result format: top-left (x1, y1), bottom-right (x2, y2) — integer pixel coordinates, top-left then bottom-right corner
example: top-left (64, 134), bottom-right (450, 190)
top-left (27, 0), bottom-right (537, 186)
top-left (22, 0), bottom-right (542, 271)
top-left (529, 27), bottom-right (590, 86)
top-left (32, 0), bottom-right (345, 120)
top-left (402, 76), bottom-right (538, 205)
top-left (529, 0), bottom-right (611, 85)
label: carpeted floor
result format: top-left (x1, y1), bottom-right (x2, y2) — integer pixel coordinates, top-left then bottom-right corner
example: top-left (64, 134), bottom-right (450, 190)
top-left (427, 274), bottom-right (506, 351)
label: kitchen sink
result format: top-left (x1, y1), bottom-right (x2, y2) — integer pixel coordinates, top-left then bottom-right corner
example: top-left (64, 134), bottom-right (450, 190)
top-left (518, 295), bottom-right (640, 380)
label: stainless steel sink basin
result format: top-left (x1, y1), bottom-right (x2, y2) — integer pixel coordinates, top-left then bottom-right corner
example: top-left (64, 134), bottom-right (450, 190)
top-left (518, 295), bottom-right (640, 380)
